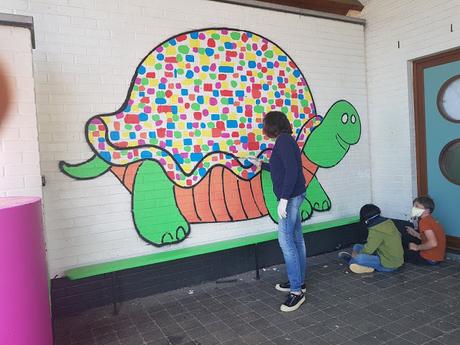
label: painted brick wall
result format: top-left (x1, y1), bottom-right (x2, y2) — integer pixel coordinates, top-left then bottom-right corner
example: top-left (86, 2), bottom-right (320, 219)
top-left (361, 0), bottom-right (460, 220)
top-left (0, 24), bottom-right (42, 198)
top-left (1, 0), bottom-right (370, 277)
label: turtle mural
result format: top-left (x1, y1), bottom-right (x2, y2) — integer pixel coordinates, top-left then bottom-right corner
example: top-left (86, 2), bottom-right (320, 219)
top-left (60, 28), bottom-right (361, 247)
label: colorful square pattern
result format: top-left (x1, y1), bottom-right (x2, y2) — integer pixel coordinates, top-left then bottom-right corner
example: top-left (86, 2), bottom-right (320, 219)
top-left (86, 29), bottom-right (318, 187)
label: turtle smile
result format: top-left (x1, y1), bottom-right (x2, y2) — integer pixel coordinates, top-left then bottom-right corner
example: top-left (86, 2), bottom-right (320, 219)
top-left (336, 134), bottom-right (349, 151)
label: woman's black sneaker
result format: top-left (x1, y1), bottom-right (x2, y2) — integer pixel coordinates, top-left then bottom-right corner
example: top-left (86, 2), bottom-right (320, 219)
top-left (275, 282), bottom-right (306, 293)
top-left (280, 292), bottom-right (305, 312)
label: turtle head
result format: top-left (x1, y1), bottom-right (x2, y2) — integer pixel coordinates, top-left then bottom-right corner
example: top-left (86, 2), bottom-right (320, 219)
top-left (303, 100), bottom-right (361, 167)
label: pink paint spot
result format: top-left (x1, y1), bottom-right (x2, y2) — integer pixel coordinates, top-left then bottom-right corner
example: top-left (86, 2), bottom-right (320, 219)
top-left (135, 125), bottom-right (142, 131)
top-left (147, 88), bottom-right (155, 95)
top-left (194, 85), bottom-right (200, 93)
top-left (127, 152), bottom-right (133, 159)
top-left (198, 33), bottom-right (205, 39)
top-left (203, 109), bottom-right (209, 116)
top-left (215, 82), bottom-right (221, 89)
top-left (116, 113), bottom-right (123, 119)
top-left (138, 139), bottom-right (145, 145)
top-left (98, 143), bottom-right (105, 150)
top-left (165, 64), bottom-right (173, 71)
top-left (157, 46), bottom-right (163, 52)
top-left (160, 77), bottom-right (167, 83)
top-left (210, 63), bottom-right (216, 71)
top-left (144, 106), bottom-right (152, 113)
top-left (135, 78), bottom-right (141, 85)
top-left (193, 66), bottom-right (200, 73)
top-left (222, 107), bottom-right (229, 114)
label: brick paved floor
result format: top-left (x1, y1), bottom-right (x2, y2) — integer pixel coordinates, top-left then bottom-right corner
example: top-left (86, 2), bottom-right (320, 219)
top-left (54, 250), bottom-right (460, 345)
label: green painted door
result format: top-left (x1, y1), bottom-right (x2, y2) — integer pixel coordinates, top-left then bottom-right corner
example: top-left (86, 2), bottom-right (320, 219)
top-left (423, 61), bottom-right (460, 238)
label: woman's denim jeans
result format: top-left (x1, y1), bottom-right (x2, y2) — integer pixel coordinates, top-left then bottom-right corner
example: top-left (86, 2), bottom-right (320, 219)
top-left (350, 244), bottom-right (396, 272)
top-left (278, 193), bottom-right (306, 293)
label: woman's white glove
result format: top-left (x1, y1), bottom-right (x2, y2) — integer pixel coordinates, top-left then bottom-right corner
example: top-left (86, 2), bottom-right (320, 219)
top-left (246, 157), bottom-right (262, 169)
top-left (278, 198), bottom-right (288, 219)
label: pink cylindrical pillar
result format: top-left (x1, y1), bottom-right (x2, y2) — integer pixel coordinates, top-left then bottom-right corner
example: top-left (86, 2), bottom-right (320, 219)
top-left (0, 197), bottom-right (53, 345)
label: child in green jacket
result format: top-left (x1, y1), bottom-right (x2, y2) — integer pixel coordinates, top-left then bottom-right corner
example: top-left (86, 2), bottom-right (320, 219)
top-left (339, 204), bottom-right (404, 274)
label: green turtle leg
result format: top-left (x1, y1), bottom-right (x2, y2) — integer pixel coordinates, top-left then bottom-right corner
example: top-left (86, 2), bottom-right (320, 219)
top-left (299, 198), bottom-right (313, 221)
top-left (133, 160), bottom-right (190, 246)
top-left (261, 170), bottom-right (279, 223)
top-left (262, 170), bottom-right (313, 222)
top-left (59, 155), bottom-right (110, 179)
top-left (306, 176), bottom-right (331, 211)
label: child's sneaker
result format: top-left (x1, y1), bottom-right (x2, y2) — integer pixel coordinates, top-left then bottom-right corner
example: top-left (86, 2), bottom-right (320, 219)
top-left (280, 292), bottom-right (305, 312)
top-left (338, 251), bottom-right (352, 263)
top-left (349, 263), bottom-right (374, 274)
top-left (275, 282), bottom-right (306, 293)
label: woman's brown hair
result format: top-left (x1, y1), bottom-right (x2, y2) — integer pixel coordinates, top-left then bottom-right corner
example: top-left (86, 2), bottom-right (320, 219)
top-left (262, 111), bottom-right (292, 138)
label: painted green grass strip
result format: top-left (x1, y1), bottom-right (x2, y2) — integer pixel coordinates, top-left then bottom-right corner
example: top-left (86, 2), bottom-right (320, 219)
top-left (66, 216), bottom-right (359, 280)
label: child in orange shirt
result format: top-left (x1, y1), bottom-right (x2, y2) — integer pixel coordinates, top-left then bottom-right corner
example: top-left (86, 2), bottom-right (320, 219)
top-left (403, 196), bottom-right (446, 265)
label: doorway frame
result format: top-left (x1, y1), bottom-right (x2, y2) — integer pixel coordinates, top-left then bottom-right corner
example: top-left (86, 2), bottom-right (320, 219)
top-left (412, 48), bottom-right (460, 250)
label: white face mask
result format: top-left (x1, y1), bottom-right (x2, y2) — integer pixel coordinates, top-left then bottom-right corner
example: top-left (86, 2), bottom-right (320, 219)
top-left (411, 206), bottom-right (425, 218)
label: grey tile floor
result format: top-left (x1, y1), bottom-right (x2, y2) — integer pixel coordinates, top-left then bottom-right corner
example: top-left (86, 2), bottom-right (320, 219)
top-left (54, 250), bottom-right (460, 345)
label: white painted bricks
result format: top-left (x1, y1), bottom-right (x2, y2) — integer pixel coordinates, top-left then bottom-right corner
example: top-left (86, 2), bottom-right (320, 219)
top-left (1, 0), bottom-right (370, 276)
top-left (361, 0), bottom-right (460, 220)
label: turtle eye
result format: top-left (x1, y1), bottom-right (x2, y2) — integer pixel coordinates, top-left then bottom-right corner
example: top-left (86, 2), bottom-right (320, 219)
top-left (350, 114), bottom-right (356, 124)
top-left (341, 113), bottom-right (348, 124)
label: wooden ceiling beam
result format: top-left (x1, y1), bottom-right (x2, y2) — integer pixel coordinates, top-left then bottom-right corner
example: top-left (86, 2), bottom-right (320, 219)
top-left (253, 0), bottom-right (363, 16)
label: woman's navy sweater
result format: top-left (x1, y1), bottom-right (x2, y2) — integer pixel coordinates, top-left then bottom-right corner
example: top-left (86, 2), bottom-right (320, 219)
top-left (261, 133), bottom-right (306, 200)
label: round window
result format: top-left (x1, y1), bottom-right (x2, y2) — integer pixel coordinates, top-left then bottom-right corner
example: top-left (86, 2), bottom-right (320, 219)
top-left (439, 139), bottom-right (460, 185)
top-left (437, 75), bottom-right (460, 122)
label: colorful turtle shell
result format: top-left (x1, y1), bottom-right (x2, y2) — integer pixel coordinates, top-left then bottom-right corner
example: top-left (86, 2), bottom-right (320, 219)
top-left (86, 28), bottom-right (321, 187)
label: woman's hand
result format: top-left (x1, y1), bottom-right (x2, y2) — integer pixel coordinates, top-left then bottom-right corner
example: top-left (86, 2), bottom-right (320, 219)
top-left (278, 199), bottom-right (288, 219)
top-left (406, 226), bottom-right (416, 235)
top-left (246, 157), bottom-right (262, 169)
top-left (409, 242), bottom-right (419, 251)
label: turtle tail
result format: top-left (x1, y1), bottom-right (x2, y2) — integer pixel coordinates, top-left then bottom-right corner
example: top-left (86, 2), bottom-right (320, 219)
top-left (59, 155), bottom-right (111, 180)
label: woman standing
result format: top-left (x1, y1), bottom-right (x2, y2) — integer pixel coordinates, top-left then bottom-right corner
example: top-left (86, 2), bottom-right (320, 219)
top-left (251, 111), bottom-right (307, 312)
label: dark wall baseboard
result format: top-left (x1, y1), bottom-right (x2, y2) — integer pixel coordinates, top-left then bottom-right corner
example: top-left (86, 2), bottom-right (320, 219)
top-left (51, 221), bottom-right (365, 317)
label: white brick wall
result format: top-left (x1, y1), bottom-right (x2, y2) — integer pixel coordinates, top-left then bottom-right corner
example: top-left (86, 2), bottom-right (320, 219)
top-left (1, 0), bottom-right (370, 276)
top-left (361, 0), bottom-right (460, 220)
top-left (0, 24), bottom-right (42, 198)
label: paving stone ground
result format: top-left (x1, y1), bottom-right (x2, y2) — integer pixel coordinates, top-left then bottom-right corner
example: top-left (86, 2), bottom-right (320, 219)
top-left (54, 250), bottom-right (460, 345)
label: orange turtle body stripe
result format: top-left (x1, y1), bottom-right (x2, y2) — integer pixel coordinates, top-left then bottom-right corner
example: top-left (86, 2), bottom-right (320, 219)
top-left (175, 187), bottom-right (201, 223)
top-left (223, 168), bottom-right (247, 221)
top-left (238, 177), bottom-right (263, 219)
top-left (193, 172), bottom-right (216, 222)
top-left (110, 161), bottom-right (141, 193)
top-left (302, 155), bottom-right (318, 185)
top-left (209, 166), bottom-right (232, 222)
top-left (109, 156), bottom-right (317, 225)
